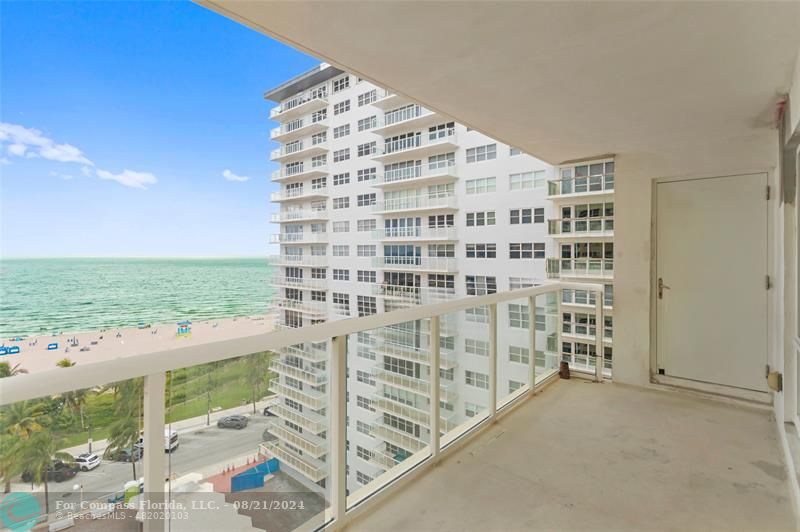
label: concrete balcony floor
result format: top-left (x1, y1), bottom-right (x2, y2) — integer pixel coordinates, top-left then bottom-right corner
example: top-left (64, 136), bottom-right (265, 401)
top-left (351, 379), bottom-right (794, 531)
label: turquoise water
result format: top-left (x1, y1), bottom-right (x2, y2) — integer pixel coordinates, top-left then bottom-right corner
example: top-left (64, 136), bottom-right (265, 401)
top-left (0, 258), bottom-right (276, 337)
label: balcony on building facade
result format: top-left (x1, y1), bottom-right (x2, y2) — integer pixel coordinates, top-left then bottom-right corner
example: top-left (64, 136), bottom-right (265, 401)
top-left (272, 276), bottom-right (328, 291)
top-left (548, 216), bottom-right (614, 238)
top-left (370, 419), bottom-right (429, 453)
top-left (270, 209), bottom-right (328, 223)
top-left (375, 162), bottom-right (458, 189)
top-left (268, 421), bottom-right (328, 459)
top-left (270, 186), bottom-right (329, 203)
top-left (271, 164), bottom-right (329, 183)
top-left (547, 173), bottom-right (615, 198)
top-left (269, 403), bottom-right (328, 435)
top-left (372, 255), bottom-right (458, 273)
top-left (273, 297), bottom-right (328, 318)
top-left (371, 88), bottom-right (413, 111)
top-left (270, 114), bottom-right (329, 142)
top-left (372, 284), bottom-right (457, 305)
top-left (372, 194), bottom-right (458, 214)
top-left (268, 378), bottom-right (327, 411)
top-left (373, 369), bottom-right (458, 403)
top-left (547, 257), bottom-right (614, 279)
top-left (373, 105), bottom-right (438, 136)
top-left (271, 254), bottom-right (329, 267)
top-left (259, 441), bottom-right (328, 483)
top-left (270, 232), bottom-right (328, 244)
top-left (561, 288), bottom-right (614, 310)
top-left (561, 322), bottom-right (614, 344)
top-left (374, 338), bottom-right (458, 370)
top-left (372, 130), bottom-right (459, 163)
top-left (270, 140), bottom-right (329, 163)
top-left (270, 90), bottom-right (328, 121)
top-left (371, 396), bottom-right (458, 434)
top-left (276, 343), bottom-right (329, 363)
top-left (372, 225), bottom-right (458, 242)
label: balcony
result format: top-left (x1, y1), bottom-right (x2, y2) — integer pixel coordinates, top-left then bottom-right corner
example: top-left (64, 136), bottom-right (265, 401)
top-left (270, 232), bottom-right (328, 244)
top-left (373, 369), bottom-right (457, 403)
top-left (268, 421), bottom-right (328, 459)
top-left (373, 105), bottom-right (438, 135)
top-left (548, 216), bottom-right (614, 238)
top-left (270, 187), bottom-right (329, 203)
top-left (272, 297), bottom-right (328, 318)
top-left (372, 255), bottom-right (458, 273)
top-left (374, 339), bottom-right (458, 370)
top-left (270, 92), bottom-right (328, 121)
top-left (375, 162), bottom-right (458, 189)
top-left (372, 225), bottom-right (457, 241)
top-left (548, 173), bottom-right (615, 198)
top-left (372, 284), bottom-right (456, 304)
top-left (371, 88), bottom-right (413, 111)
top-left (370, 421), bottom-right (428, 453)
top-left (276, 343), bottom-right (329, 363)
top-left (372, 131), bottom-right (459, 163)
top-left (272, 275), bottom-right (328, 291)
top-left (271, 164), bottom-right (328, 183)
top-left (271, 254), bottom-right (328, 267)
top-left (547, 257), bottom-right (614, 279)
top-left (371, 397), bottom-right (457, 433)
top-left (270, 115), bottom-right (328, 142)
top-left (270, 140), bottom-right (329, 163)
top-left (269, 379), bottom-right (327, 410)
top-left (372, 194), bottom-right (457, 214)
top-left (268, 403), bottom-right (328, 435)
top-left (270, 209), bottom-right (328, 223)
top-left (259, 441), bottom-right (327, 483)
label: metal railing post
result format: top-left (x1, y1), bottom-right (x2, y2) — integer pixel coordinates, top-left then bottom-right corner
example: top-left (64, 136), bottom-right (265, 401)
top-left (429, 316), bottom-right (441, 461)
top-left (594, 289), bottom-right (605, 383)
top-left (143, 372), bottom-right (166, 532)
top-left (528, 296), bottom-right (537, 397)
top-left (331, 336), bottom-right (348, 528)
top-left (489, 303), bottom-right (498, 420)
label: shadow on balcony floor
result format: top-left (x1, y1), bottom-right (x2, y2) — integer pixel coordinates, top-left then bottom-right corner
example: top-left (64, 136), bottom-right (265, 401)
top-left (351, 379), bottom-right (794, 532)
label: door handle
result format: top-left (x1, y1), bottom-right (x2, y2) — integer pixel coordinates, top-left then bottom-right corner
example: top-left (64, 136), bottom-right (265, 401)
top-left (658, 278), bottom-right (670, 299)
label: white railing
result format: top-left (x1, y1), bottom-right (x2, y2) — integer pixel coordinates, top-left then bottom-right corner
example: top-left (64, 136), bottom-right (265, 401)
top-left (378, 162), bottom-right (457, 186)
top-left (271, 164), bottom-right (329, 182)
top-left (270, 91), bottom-right (328, 118)
top-left (270, 209), bottom-right (328, 222)
top-left (371, 284), bottom-right (456, 303)
top-left (273, 297), bottom-right (328, 316)
top-left (372, 195), bottom-right (457, 213)
top-left (379, 105), bottom-right (431, 128)
top-left (270, 255), bottom-right (328, 267)
top-left (547, 258), bottom-right (614, 279)
top-left (548, 173), bottom-right (615, 196)
top-left (548, 217), bottom-right (614, 236)
top-left (270, 115), bottom-right (328, 139)
top-left (372, 226), bottom-right (457, 240)
top-left (270, 187), bottom-right (329, 202)
top-left (272, 276), bottom-right (328, 290)
top-left (270, 140), bottom-right (328, 161)
top-left (375, 130), bottom-right (457, 158)
top-left (1, 281), bottom-right (604, 531)
top-left (270, 232), bottom-right (328, 244)
top-left (372, 256), bottom-right (458, 272)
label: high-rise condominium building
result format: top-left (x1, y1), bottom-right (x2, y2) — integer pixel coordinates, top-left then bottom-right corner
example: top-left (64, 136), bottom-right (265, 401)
top-left (263, 63), bottom-right (613, 495)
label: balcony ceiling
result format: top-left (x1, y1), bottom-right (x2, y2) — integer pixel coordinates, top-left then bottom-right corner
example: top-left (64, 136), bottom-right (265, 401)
top-left (199, 1), bottom-right (799, 165)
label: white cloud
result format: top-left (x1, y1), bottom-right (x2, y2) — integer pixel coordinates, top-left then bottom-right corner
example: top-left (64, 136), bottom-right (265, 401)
top-left (0, 123), bottom-right (93, 165)
top-left (81, 166), bottom-right (94, 177)
top-left (0, 157), bottom-right (10, 165)
top-left (222, 169), bottom-right (250, 182)
top-left (96, 169), bottom-right (157, 190)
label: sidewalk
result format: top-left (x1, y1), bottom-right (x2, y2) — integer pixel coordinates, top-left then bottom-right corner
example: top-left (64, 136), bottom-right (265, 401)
top-left (61, 396), bottom-right (279, 456)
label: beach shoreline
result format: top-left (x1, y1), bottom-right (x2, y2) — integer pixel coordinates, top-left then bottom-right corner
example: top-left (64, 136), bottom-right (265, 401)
top-left (1, 313), bottom-right (278, 374)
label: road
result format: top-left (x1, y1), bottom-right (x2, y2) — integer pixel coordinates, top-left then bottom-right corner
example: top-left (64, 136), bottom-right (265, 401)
top-left (19, 414), bottom-right (274, 514)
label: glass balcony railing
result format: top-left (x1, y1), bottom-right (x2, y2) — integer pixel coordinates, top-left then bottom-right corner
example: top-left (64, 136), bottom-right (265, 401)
top-left (377, 162), bottom-right (457, 186)
top-left (270, 187), bottom-right (329, 202)
top-left (372, 225), bottom-right (457, 241)
top-left (270, 254), bottom-right (328, 267)
top-left (548, 173), bottom-right (615, 197)
top-left (270, 232), bottom-right (328, 244)
top-left (548, 216), bottom-right (614, 236)
top-left (547, 257), bottom-right (614, 279)
top-left (372, 256), bottom-right (458, 272)
top-left (372, 194), bottom-right (457, 213)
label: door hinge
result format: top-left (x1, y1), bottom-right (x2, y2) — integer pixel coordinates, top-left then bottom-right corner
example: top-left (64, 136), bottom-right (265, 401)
top-left (766, 275), bottom-right (772, 290)
top-left (766, 185), bottom-right (771, 200)
top-left (767, 371), bottom-right (783, 392)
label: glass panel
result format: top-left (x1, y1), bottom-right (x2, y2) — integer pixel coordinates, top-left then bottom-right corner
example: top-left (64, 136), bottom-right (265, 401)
top-left (497, 297), bottom-right (532, 406)
top-left (166, 349), bottom-right (330, 531)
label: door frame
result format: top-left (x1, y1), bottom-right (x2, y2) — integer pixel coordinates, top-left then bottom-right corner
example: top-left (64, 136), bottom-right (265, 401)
top-left (649, 170), bottom-right (778, 402)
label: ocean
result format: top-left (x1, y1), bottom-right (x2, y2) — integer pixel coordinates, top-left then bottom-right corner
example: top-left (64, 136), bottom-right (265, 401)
top-left (0, 258), bottom-right (276, 337)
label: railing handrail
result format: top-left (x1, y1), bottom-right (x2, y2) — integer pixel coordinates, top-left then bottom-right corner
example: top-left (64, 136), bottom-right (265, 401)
top-left (0, 281), bottom-right (602, 404)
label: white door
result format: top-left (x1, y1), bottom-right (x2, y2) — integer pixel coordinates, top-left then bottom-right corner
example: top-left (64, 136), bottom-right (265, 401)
top-left (656, 173), bottom-right (768, 392)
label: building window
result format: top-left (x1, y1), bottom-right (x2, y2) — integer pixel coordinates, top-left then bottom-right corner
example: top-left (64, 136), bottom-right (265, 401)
top-left (509, 171), bottom-right (545, 190)
top-left (332, 292), bottom-right (350, 314)
top-left (357, 295), bottom-right (377, 316)
top-left (357, 219), bottom-right (376, 232)
top-left (357, 395), bottom-right (374, 412)
top-left (311, 290), bottom-right (326, 302)
top-left (509, 380), bottom-right (524, 393)
top-left (311, 177), bottom-right (326, 189)
top-left (333, 148), bottom-right (350, 162)
top-left (510, 208), bottom-right (532, 224)
top-left (333, 100), bottom-right (350, 115)
top-left (466, 243), bottom-right (496, 258)
top-left (465, 370), bottom-right (490, 389)
top-left (509, 243), bottom-right (534, 259)
top-left (356, 420), bottom-right (372, 436)
top-left (333, 124), bottom-right (350, 139)
top-left (428, 244), bottom-right (455, 257)
top-left (357, 270), bottom-right (377, 283)
top-left (357, 244), bottom-right (376, 257)
top-left (356, 371), bottom-right (376, 386)
top-left (429, 152), bottom-right (455, 170)
top-left (465, 402), bottom-right (483, 418)
top-left (357, 89), bottom-right (377, 106)
top-left (356, 471), bottom-right (374, 485)
top-left (466, 143), bottom-right (497, 163)
top-left (333, 76), bottom-right (350, 93)
top-left (429, 274), bottom-right (454, 290)
top-left (311, 109), bottom-right (327, 123)
top-left (466, 275), bottom-right (497, 295)
top-left (465, 306), bottom-right (489, 323)
top-left (332, 269), bottom-right (349, 281)
top-left (509, 345), bottom-right (530, 364)
top-left (466, 211), bottom-right (496, 226)
top-left (357, 167), bottom-right (377, 181)
top-left (357, 193), bottom-right (377, 206)
top-left (465, 177), bottom-right (496, 194)
top-left (509, 147), bottom-right (521, 156)
top-left (332, 221), bottom-right (350, 233)
top-left (428, 214), bottom-right (454, 228)
top-left (333, 172), bottom-right (350, 186)
top-left (465, 338), bottom-right (489, 357)
top-left (358, 116), bottom-right (377, 131)
top-left (333, 196), bottom-right (349, 209)
top-left (428, 122), bottom-right (455, 140)
top-left (357, 141), bottom-right (376, 157)
top-left (311, 268), bottom-right (327, 279)
top-left (311, 154), bottom-right (326, 167)
top-left (509, 277), bottom-right (536, 290)
top-left (332, 246), bottom-right (350, 257)
top-left (508, 303), bottom-right (530, 328)
top-left (534, 207), bottom-right (545, 223)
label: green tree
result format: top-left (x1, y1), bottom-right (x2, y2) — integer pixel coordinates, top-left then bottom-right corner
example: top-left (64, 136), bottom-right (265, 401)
top-left (245, 352), bottom-right (272, 414)
top-left (20, 429), bottom-right (73, 516)
top-left (104, 378), bottom-right (143, 481)
top-left (0, 400), bottom-right (46, 493)
top-left (55, 359), bottom-right (88, 431)
top-left (0, 362), bottom-right (28, 378)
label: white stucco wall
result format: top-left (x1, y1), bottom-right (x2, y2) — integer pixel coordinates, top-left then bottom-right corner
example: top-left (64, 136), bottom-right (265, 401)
top-left (613, 132), bottom-right (780, 387)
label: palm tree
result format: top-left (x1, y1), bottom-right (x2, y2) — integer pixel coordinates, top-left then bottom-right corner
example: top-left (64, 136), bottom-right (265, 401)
top-left (55, 358), bottom-right (75, 368)
top-left (0, 400), bottom-right (46, 493)
top-left (20, 430), bottom-right (72, 516)
top-left (104, 378), bottom-right (143, 480)
top-left (55, 358), bottom-right (88, 430)
top-left (245, 352), bottom-right (271, 414)
top-left (0, 362), bottom-right (28, 378)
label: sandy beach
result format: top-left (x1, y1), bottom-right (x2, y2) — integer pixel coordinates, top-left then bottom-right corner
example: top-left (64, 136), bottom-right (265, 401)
top-left (1, 314), bottom-right (277, 374)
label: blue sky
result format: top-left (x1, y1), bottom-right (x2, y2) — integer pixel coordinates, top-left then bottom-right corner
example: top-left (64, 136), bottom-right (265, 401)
top-left (0, 1), bottom-right (317, 257)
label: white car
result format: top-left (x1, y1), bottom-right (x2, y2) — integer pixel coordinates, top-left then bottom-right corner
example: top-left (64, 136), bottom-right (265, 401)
top-left (75, 452), bottom-right (101, 472)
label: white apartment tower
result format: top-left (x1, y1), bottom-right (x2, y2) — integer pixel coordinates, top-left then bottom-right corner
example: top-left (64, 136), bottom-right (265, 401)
top-left (264, 64), bottom-right (612, 495)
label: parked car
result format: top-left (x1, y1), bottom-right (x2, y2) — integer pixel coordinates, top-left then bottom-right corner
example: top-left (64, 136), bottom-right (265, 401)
top-left (21, 459), bottom-right (78, 483)
top-left (217, 415), bottom-right (248, 429)
top-left (263, 407), bottom-right (276, 417)
top-left (75, 452), bottom-right (101, 471)
top-left (134, 429), bottom-right (179, 453)
top-left (107, 446), bottom-right (142, 462)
